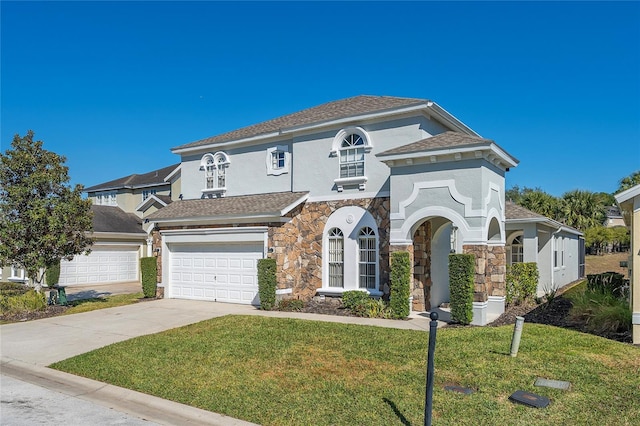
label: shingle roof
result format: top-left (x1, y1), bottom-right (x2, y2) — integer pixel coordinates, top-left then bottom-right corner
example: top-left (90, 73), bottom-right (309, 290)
top-left (505, 201), bottom-right (548, 221)
top-left (147, 191), bottom-right (309, 221)
top-left (91, 205), bottom-right (145, 234)
top-left (377, 131), bottom-right (493, 157)
top-left (173, 95), bottom-right (429, 151)
top-left (85, 164), bottom-right (180, 192)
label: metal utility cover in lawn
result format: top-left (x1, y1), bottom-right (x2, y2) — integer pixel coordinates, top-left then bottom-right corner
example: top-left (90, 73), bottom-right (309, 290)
top-left (509, 390), bottom-right (550, 408)
top-left (444, 385), bottom-right (474, 395)
top-left (534, 377), bottom-right (571, 390)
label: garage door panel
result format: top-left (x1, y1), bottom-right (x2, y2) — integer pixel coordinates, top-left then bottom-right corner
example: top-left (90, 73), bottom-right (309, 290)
top-left (59, 247), bottom-right (139, 286)
top-left (169, 243), bottom-right (261, 305)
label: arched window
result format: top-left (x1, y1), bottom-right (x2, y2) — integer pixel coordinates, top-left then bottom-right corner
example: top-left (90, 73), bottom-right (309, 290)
top-left (511, 235), bottom-right (524, 264)
top-left (358, 227), bottom-right (377, 289)
top-left (340, 134), bottom-right (365, 178)
top-left (328, 228), bottom-right (344, 288)
top-left (201, 152), bottom-right (229, 195)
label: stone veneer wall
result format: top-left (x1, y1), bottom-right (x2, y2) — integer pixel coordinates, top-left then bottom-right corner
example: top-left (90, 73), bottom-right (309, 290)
top-left (269, 197), bottom-right (391, 301)
top-left (412, 221), bottom-right (432, 311)
top-left (463, 244), bottom-right (506, 300)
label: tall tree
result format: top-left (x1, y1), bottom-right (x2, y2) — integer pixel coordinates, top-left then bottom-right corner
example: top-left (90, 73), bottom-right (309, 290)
top-left (560, 189), bottom-right (606, 231)
top-left (520, 188), bottom-right (561, 220)
top-left (0, 131), bottom-right (94, 290)
top-left (617, 170), bottom-right (640, 193)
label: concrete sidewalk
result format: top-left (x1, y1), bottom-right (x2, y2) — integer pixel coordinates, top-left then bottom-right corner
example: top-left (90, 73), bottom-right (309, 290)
top-left (1, 298), bottom-right (440, 425)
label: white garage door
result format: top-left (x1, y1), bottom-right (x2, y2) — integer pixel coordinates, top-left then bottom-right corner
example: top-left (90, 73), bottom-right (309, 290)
top-left (59, 246), bottom-right (139, 286)
top-left (169, 243), bottom-right (262, 305)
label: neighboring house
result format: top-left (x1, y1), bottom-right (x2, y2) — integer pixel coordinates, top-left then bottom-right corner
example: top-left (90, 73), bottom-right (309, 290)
top-left (0, 265), bottom-right (28, 284)
top-left (505, 202), bottom-right (584, 295)
top-left (85, 163), bottom-right (180, 219)
top-left (57, 205), bottom-right (147, 286)
top-left (604, 205), bottom-right (625, 228)
top-left (614, 184), bottom-right (640, 345)
top-left (146, 95), bottom-right (521, 325)
top-left (56, 164), bottom-right (179, 286)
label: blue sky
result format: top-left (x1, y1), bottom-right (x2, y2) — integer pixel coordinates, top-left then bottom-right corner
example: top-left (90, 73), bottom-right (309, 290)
top-left (2, 1), bottom-right (639, 196)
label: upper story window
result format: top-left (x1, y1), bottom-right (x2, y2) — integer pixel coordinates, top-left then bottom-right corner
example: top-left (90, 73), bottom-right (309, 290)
top-left (331, 127), bottom-right (372, 192)
top-left (142, 189), bottom-right (157, 201)
top-left (340, 134), bottom-right (365, 178)
top-left (95, 191), bottom-right (117, 206)
top-left (200, 152), bottom-right (230, 195)
top-left (266, 145), bottom-right (290, 176)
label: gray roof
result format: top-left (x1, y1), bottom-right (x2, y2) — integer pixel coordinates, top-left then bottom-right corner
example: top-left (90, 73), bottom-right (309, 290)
top-left (91, 205), bottom-right (145, 234)
top-left (505, 201), bottom-right (548, 221)
top-left (147, 191), bottom-right (309, 221)
top-left (173, 95), bottom-right (429, 151)
top-left (377, 131), bottom-right (493, 156)
top-left (85, 164), bottom-right (180, 192)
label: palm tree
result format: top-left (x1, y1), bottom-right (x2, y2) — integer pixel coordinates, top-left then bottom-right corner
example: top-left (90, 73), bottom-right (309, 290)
top-left (617, 170), bottom-right (640, 193)
top-left (560, 190), bottom-right (606, 231)
top-left (520, 189), bottom-right (561, 220)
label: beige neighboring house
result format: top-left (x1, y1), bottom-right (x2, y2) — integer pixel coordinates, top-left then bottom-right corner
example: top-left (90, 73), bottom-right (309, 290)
top-left (615, 184), bottom-right (640, 345)
top-left (56, 164), bottom-right (180, 286)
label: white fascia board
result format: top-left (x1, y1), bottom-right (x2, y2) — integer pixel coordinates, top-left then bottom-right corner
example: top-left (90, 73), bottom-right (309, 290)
top-left (615, 184), bottom-right (640, 204)
top-left (379, 143), bottom-right (518, 169)
top-left (164, 164), bottom-right (182, 182)
top-left (91, 232), bottom-right (147, 241)
top-left (172, 131), bottom-right (283, 155)
top-left (426, 102), bottom-right (480, 137)
top-left (135, 195), bottom-right (168, 212)
top-left (153, 213), bottom-right (287, 228)
top-left (162, 226), bottom-right (268, 244)
top-left (279, 193), bottom-right (309, 216)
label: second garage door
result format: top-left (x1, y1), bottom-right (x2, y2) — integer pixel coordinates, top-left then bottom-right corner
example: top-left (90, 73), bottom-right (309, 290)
top-left (169, 243), bottom-right (262, 305)
top-left (59, 246), bottom-right (139, 286)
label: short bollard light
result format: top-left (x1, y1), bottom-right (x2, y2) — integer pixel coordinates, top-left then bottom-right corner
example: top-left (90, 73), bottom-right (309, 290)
top-left (510, 316), bottom-right (525, 357)
top-left (424, 311), bottom-right (438, 426)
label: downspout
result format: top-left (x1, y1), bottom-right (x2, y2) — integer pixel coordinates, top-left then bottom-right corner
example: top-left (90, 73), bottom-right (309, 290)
top-left (551, 225), bottom-right (563, 291)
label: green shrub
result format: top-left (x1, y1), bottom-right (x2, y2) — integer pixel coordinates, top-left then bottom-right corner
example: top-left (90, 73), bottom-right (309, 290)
top-left (277, 299), bottom-right (304, 312)
top-left (586, 272), bottom-right (628, 299)
top-left (46, 262), bottom-right (61, 286)
top-left (140, 257), bottom-right (157, 298)
top-left (506, 262), bottom-right (539, 305)
top-left (390, 251), bottom-right (411, 319)
top-left (342, 290), bottom-right (370, 310)
top-left (449, 253), bottom-right (475, 325)
top-left (0, 282), bottom-right (29, 295)
top-left (0, 290), bottom-right (46, 315)
top-left (257, 258), bottom-right (277, 310)
top-left (569, 287), bottom-right (631, 337)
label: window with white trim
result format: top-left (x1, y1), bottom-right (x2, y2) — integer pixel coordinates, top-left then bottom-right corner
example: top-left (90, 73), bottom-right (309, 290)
top-left (142, 189), bottom-right (157, 201)
top-left (331, 127), bottom-right (372, 191)
top-left (328, 228), bottom-right (344, 288)
top-left (358, 227), bottom-right (377, 289)
top-left (9, 265), bottom-right (26, 282)
top-left (554, 236), bottom-right (564, 268)
top-left (340, 134), bottom-right (365, 178)
top-left (265, 145), bottom-right (290, 176)
top-left (95, 191), bottom-right (117, 206)
top-left (510, 235), bottom-right (524, 264)
top-left (322, 207), bottom-right (380, 295)
top-left (200, 152), bottom-right (229, 195)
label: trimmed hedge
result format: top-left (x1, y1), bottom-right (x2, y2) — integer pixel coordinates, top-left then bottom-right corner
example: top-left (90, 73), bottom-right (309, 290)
top-left (390, 251), bottom-right (411, 319)
top-left (258, 258), bottom-right (277, 310)
top-left (46, 262), bottom-right (61, 286)
top-left (449, 253), bottom-right (475, 325)
top-left (506, 262), bottom-right (539, 305)
top-left (140, 257), bottom-right (157, 298)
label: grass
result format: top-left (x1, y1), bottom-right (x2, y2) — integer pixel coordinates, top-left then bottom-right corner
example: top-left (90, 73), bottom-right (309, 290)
top-left (585, 252), bottom-right (628, 277)
top-left (63, 292), bottom-right (145, 315)
top-left (51, 315), bottom-right (640, 426)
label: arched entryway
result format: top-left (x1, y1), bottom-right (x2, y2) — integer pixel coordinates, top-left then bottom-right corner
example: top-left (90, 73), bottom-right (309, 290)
top-left (410, 215), bottom-right (460, 311)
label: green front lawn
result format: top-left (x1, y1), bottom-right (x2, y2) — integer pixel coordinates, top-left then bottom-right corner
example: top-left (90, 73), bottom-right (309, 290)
top-left (51, 316), bottom-right (640, 426)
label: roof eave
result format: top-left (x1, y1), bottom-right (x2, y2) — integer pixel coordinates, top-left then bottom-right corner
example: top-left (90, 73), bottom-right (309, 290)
top-left (379, 143), bottom-right (518, 170)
